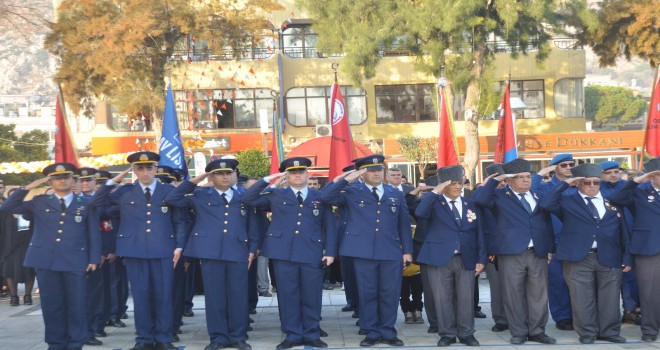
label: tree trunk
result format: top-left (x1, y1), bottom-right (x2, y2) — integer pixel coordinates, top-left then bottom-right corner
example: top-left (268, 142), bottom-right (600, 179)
top-left (463, 46), bottom-right (486, 190)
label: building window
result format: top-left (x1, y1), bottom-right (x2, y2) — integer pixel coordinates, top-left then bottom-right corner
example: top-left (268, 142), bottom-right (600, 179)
top-left (172, 29), bottom-right (276, 62)
top-left (285, 86), bottom-right (367, 126)
top-left (496, 80), bottom-right (545, 119)
top-left (554, 78), bottom-right (584, 118)
top-left (174, 89), bottom-right (275, 130)
top-left (282, 26), bottom-right (321, 58)
top-left (375, 84), bottom-right (435, 123)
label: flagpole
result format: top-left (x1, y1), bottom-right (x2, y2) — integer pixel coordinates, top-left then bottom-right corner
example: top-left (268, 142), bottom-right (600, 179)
top-left (640, 65), bottom-right (660, 170)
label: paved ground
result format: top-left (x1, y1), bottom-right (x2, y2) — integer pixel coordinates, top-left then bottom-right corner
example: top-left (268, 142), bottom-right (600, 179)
top-left (1, 279), bottom-right (659, 350)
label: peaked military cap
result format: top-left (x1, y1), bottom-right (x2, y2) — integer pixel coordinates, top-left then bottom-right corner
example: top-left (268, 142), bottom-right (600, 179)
top-left (485, 163), bottom-right (505, 177)
top-left (600, 161), bottom-right (620, 171)
top-left (571, 163), bottom-right (602, 178)
top-left (77, 167), bottom-right (99, 179)
top-left (355, 155), bottom-right (385, 171)
top-left (206, 159), bottom-right (239, 173)
top-left (156, 165), bottom-right (175, 177)
top-left (127, 151), bottom-right (160, 165)
top-left (43, 162), bottom-right (77, 178)
top-left (279, 157), bottom-right (311, 172)
top-left (437, 165), bottom-right (464, 183)
top-left (643, 158), bottom-right (660, 173)
top-left (96, 170), bottom-right (112, 181)
top-left (342, 164), bottom-right (356, 172)
top-left (549, 153), bottom-right (574, 166)
top-left (503, 158), bottom-right (531, 175)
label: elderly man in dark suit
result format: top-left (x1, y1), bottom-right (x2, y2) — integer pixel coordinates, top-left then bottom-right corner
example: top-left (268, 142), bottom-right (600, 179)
top-left (415, 165), bottom-right (486, 347)
top-left (609, 158), bottom-right (660, 342)
top-left (473, 158), bottom-right (555, 345)
top-left (540, 163), bottom-right (631, 344)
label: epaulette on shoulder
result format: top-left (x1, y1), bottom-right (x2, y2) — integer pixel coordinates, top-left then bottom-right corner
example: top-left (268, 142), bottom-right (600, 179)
top-left (184, 193), bottom-right (194, 197)
top-left (340, 190), bottom-right (346, 193)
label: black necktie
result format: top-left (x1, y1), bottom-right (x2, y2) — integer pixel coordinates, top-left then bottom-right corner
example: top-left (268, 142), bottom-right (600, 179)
top-left (144, 187), bottom-right (151, 202)
top-left (518, 193), bottom-right (533, 214)
top-left (297, 191), bottom-right (303, 204)
top-left (60, 198), bottom-right (66, 212)
top-left (450, 200), bottom-right (461, 222)
top-left (586, 197), bottom-right (600, 220)
top-left (371, 187), bottom-right (379, 201)
top-left (221, 192), bottom-right (228, 204)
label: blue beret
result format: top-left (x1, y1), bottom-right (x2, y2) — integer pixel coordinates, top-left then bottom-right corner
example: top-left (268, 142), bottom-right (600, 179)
top-left (600, 161), bottom-right (620, 171)
top-left (549, 154), bottom-right (574, 166)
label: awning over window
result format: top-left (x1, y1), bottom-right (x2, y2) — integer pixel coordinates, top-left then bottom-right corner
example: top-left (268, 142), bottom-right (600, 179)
top-left (286, 136), bottom-right (373, 168)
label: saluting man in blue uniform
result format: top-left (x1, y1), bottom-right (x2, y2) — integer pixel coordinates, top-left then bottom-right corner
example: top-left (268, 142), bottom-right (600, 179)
top-left (540, 163), bottom-right (631, 344)
top-left (609, 158), bottom-right (660, 342)
top-left (243, 157), bottom-right (338, 350)
top-left (320, 155), bottom-right (413, 347)
top-left (1, 162), bottom-right (101, 350)
top-left (92, 151), bottom-right (187, 350)
top-left (165, 159), bottom-right (258, 350)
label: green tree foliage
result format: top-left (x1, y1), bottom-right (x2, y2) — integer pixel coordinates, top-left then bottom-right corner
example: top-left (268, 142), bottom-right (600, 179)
top-left (300, 0), bottom-right (595, 182)
top-left (0, 124), bottom-right (50, 186)
top-left (584, 0), bottom-right (660, 67)
top-left (45, 0), bottom-right (282, 120)
top-left (397, 135), bottom-right (438, 180)
top-left (585, 85), bottom-right (648, 128)
top-left (236, 148), bottom-right (270, 178)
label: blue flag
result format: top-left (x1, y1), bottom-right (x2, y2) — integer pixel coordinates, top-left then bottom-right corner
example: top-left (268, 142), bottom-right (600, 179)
top-left (159, 84), bottom-right (189, 179)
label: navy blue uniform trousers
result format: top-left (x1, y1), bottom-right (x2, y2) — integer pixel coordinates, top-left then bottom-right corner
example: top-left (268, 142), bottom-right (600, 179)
top-left (354, 258), bottom-right (402, 340)
top-left (125, 257), bottom-right (174, 344)
top-left (273, 259), bottom-right (324, 343)
top-left (37, 269), bottom-right (87, 350)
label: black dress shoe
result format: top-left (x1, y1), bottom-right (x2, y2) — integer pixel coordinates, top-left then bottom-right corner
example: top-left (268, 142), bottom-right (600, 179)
top-left (474, 310), bottom-right (487, 318)
top-left (175, 329), bottom-right (182, 334)
top-left (183, 310), bottom-right (194, 317)
top-left (129, 343), bottom-right (155, 350)
top-left (642, 335), bottom-right (657, 342)
top-left (121, 312), bottom-right (129, 319)
top-left (249, 317), bottom-right (254, 323)
top-left (528, 333), bottom-right (556, 344)
top-left (352, 311), bottom-right (359, 318)
top-left (437, 337), bottom-right (456, 347)
top-left (227, 340), bottom-right (252, 350)
top-left (510, 336), bottom-right (527, 344)
top-left (383, 338), bottom-right (404, 346)
top-left (258, 291), bottom-right (273, 297)
top-left (491, 323), bottom-right (508, 332)
top-left (23, 295), bottom-right (33, 305)
top-left (358, 329), bottom-right (367, 335)
top-left (305, 339), bottom-right (327, 348)
top-left (427, 326), bottom-right (439, 333)
top-left (579, 336), bottom-right (596, 344)
top-left (108, 319), bottom-right (127, 327)
top-left (622, 310), bottom-right (641, 325)
top-left (95, 330), bottom-right (107, 337)
top-left (275, 339), bottom-right (302, 349)
top-left (9, 296), bottom-right (19, 306)
top-left (355, 320), bottom-right (360, 327)
top-left (172, 333), bottom-right (180, 342)
top-left (459, 335), bottom-right (480, 347)
top-left (342, 305), bottom-right (354, 312)
top-left (249, 308), bottom-right (257, 315)
top-left (319, 328), bottom-right (328, 337)
top-left (203, 342), bottom-right (225, 350)
top-left (597, 335), bottom-right (626, 343)
top-left (85, 337), bottom-right (103, 346)
top-left (555, 319), bottom-right (574, 330)
top-left (154, 342), bottom-right (177, 350)
top-left (360, 337), bottom-right (380, 347)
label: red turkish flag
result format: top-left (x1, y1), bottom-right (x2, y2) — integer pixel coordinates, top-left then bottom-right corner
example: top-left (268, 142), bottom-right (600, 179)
top-left (437, 86), bottom-right (459, 167)
top-left (328, 83), bottom-right (355, 180)
top-left (645, 72), bottom-right (660, 157)
top-left (53, 95), bottom-right (79, 166)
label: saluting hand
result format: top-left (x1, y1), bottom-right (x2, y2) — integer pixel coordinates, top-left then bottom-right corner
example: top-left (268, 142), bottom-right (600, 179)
top-left (564, 176), bottom-right (584, 185)
top-left (432, 180), bottom-right (452, 194)
top-left (634, 170), bottom-right (660, 183)
top-left (190, 172), bottom-right (210, 184)
top-left (344, 169), bottom-right (367, 183)
top-left (24, 176), bottom-right (50, 191)
top-left (111, 166), bottom-right (133, 184)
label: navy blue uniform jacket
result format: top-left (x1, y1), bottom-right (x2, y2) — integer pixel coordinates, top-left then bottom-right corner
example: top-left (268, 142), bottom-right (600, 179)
top-left (319, 179), bottom-right (413, 261)
top-left (540, 181), bottom-right (631, 268)
top-left (242, 180), bottom-right (338, 264)
top-left (608, 180), bottom-right (660, 256)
